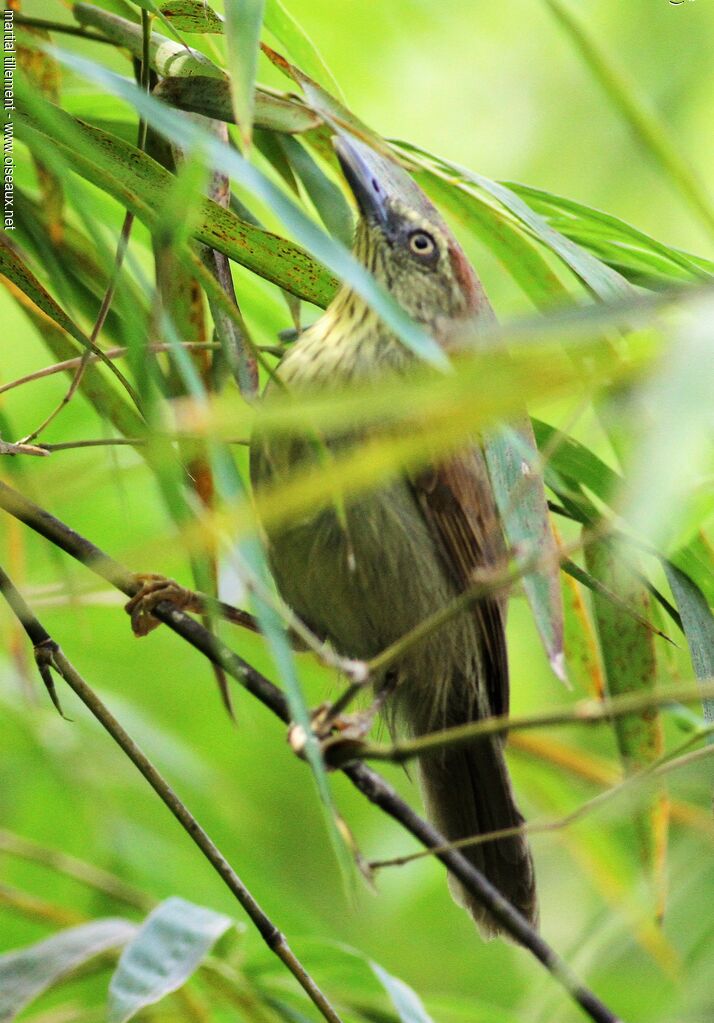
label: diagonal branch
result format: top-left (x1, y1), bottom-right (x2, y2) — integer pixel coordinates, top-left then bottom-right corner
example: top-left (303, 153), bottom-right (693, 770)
top-left (0, 564), bottom-right (344, 1023)
top-left (0, 478), bottom-right (622, 1023)
top-left (369, 724), bottom-right (714, 870)
top-left (333, 680), bottom-right (714, 768)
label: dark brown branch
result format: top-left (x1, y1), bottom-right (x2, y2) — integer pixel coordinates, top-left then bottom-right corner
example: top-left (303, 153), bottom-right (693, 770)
top-left (0, 479), bottom-right (621, 1023)
top-left (0, 564), bottom-right (343, 1023)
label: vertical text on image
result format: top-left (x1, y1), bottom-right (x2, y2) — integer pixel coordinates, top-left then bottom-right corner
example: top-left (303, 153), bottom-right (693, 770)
top-left (3, 7), bottom-right (15, 232)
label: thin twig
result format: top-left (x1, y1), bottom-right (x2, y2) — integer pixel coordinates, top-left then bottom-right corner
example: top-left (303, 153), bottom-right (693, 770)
top-left (343, 681), bottom-right (714, 768)
top-left (0, 567), bottom-right (344, 1023)
top-left (323, 527), bottom-right (602, 721)
top-left (0, 479), bottom-right (623, 1023)
top-left (0, 439), bottom-right (49, 457)
top-left (39, 436), bottom-right (248, 453)
top-left (370, 724), bottom-right (714, 870)
top-left (0, 343), bottom-right (219, 398)
top-left (358, 524), bottom-right (608, 683)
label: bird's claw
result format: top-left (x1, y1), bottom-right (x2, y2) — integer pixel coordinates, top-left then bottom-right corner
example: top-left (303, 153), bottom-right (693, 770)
top-left (125, 574), bottom-right (197, 637)
top-left (288, 702), bottom-right (377, 767)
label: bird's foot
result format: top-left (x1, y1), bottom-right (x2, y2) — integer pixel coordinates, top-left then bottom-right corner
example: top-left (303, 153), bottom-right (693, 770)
top-left (125, 574), bottom-right (201, 637)
top-left (288, 701), bottom-right (379, 767)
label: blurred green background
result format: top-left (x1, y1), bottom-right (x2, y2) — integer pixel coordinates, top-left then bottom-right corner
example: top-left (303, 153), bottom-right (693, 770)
top-left (1, 1), bottom-right (714, 1021)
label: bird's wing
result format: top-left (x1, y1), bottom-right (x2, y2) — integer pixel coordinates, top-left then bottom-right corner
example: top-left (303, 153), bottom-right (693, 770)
top-left (410, 450), bottom-right (510, 717)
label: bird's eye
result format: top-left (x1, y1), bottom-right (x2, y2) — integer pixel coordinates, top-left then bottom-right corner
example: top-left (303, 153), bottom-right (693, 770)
top-left (408, 230), bottom-right (436, 258)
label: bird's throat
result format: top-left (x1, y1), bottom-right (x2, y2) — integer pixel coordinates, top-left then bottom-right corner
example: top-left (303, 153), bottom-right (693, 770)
top-left (278, 285), bottom-right (412, 390)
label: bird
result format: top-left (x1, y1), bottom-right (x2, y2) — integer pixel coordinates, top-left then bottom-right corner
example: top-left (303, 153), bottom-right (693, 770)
top-left (249, 133), bottom-right (537, 938)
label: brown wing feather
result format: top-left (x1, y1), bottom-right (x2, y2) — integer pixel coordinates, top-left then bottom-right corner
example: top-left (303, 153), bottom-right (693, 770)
top-left (411, 449), bottom-right (510, 716)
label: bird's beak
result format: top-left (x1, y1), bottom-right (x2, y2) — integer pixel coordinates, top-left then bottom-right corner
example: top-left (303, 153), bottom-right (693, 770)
top-left (333, 134), bottom-right (390, 227)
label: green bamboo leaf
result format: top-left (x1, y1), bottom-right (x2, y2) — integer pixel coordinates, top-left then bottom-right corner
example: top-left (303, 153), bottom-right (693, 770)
top-left (154, 76), bottom-right (320, 133)
top-left (562, 558), bottom-right (674, 644)
top-left (0, 237), bottom-right (140, 406)
top-left (397, 141), bottom-right (631, 302)
top-left (15, 97), bottom-right (338, 306)
top-left (15, 187), bottom-right (149, 337)
top-left (668, 535), bottom-right (714, 611)
top-left (664, 564), bottom-right (714, 730)
top-left (157, 0), bottom-right (224, 33)
top-left (224, 0), bottom-right (265, 148)
top-left (532, 418), bottom-right (620, 504)
top-left (73, 3), bottom-right (225, 79)
top-left (147, 133), bottom-right (211, 397)
top-left (507, 183), bottom-right (714, 289)
top-left (261, 42), bottom-right (393, 158)
top-left (534, 417), bottom-right (714, 610)
top-left (108, 897), bottom-right (233, 1023)
top-left (0, 919), bottom-right (137, 1022)
top-left (254, 126), bottom-right (301, 193)
top-left (277, 134), bottom-right (354, 245)
top-left (117, 0), bottom-right (194, 49)
top-left (38, 57), bottom-right (450, 367)
top-left (370, 961), bottom-right (435, 1023)
top-left (207, 445), bottom-right (357, 892)
top-left (584, 537), bottom-right (668, 914)
top-left (263, 0), bottom-right (342, 97)
top-left (486, 423), bottom-right (566, 682)
top-left (545, 0), bottom-right (714, 241)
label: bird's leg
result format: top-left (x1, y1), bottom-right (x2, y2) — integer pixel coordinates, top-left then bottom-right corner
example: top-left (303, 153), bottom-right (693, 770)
top-left (125, 574), bottom-right (317, 652)
top-left (325, 669), bottom-right (398, 740)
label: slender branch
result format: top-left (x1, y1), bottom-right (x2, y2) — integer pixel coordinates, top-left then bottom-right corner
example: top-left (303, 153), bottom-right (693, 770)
top-left (0, 480), bottom-right (622, 1023)
top-left (508, 732), bottom-right (713, 838)
top-left (40, 436), bottom-right (248, 453)
top-left (341, 762), bottom-right (621, 1023)
top-left (363, 525), bottom-right (607, 680)
top-left (0, 343), bottom-right (219, 397)
top-left (370, 724), bottom-right (714, 870)
top-left (10, 437), bottom-right (229, 457)
top-left (0, 439), bottom-right (48, 457)
top-left (49, 647), bottom-right (342, 1023)
top-left (0, 567), bottom-right (344, 1023)
top-left (324, 528), bottom-right (601, 720)
top-left (343, 681), bottom-right (714, 768)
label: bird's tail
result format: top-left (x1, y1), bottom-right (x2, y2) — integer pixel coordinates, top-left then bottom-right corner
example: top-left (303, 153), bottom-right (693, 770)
top-left (407, 687), bottom-right (538, 939)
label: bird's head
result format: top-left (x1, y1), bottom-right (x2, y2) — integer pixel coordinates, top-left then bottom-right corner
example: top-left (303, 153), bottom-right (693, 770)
top-left (334, 134), bottom-right (489, 340)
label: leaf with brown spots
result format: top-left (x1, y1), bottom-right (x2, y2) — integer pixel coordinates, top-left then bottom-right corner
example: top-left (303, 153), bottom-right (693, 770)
top-left (585, 536), bottom-right (669, 919)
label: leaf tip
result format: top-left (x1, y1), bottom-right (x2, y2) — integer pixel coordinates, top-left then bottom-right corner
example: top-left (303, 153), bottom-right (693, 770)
top-left (551, 650), bottom-right (572, 688)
